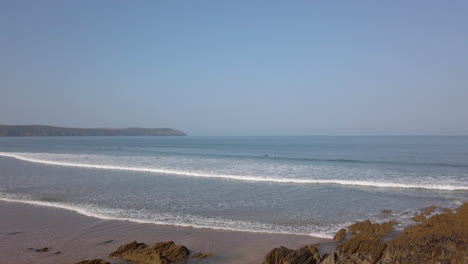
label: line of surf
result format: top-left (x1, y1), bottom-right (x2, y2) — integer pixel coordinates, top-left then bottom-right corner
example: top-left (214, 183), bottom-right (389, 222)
top-left (0, 196), bottom-right (332, 238)
top-left (120, 149), bottom-right (468, 168)
top-left (1, 152), bottom-right (467, 191)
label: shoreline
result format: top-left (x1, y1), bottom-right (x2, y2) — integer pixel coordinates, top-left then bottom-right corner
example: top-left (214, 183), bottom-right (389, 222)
top-left (0, 197), bottom-right (327, 238)
top-left (0, 200), bottom-right (330, 264)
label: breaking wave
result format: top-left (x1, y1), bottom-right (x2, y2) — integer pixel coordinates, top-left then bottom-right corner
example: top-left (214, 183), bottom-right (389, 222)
top-left (1, 152), bottom-right (467, 191)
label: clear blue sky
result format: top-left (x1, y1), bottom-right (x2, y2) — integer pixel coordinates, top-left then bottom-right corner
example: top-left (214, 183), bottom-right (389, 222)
top-left (1, 1), bottom-right (467, 135)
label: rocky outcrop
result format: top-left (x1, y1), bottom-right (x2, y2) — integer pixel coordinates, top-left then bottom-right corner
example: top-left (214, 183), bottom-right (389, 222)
top-left (381, 203), bottom-right (468, 264)
top-left (109, 241), bottom-right (189, 264)
top-left (332, 229), bottom-right (346, 242)
top-left (411, 214), bottom-right (426, 222)
top-left (264, 202), bottom-right (468, 264)
top-left (263, 245), bottom-right (321, 264)
top-left (422, 205), bottom-right (438, 215)
top-left (321, 220), bottom-right (397, 264)
top-left (75, 259), bottom-right (110, 264)
top-left (109, 241), bottom-right (144, 257)
top-left (412, 205), bottom-right (438, 222)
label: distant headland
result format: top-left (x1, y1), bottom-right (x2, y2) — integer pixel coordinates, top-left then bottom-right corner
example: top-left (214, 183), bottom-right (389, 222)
top-left (0, 125), bottom-right (187, 136)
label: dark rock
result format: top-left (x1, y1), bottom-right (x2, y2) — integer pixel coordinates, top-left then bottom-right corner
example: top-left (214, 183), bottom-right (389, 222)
top-left (381, 203), bottom-right (468, 264)
top-left (191, 252), bottom-right (214, 259)
top-left (109, 241), bottom-right (146, 257)
top-left (382, 209), bottom-right (391, 214)
top-left (320, 203), bottom-right (468, 264)
top-left (263, 245), bottom-right (321, 264)
top-left (97, 240), bottom-right (115, 245)
top-left (333, 229), bottom-right (346, 242)
top-left (422, 205), bottom-right (438, 216)
top-left (442, 208), bottom-right (453, 214)
top-left (411, 206), bottom-right (437, 223)
top-left (35, 247), bottom-right (49, 253)
top-left (338, 220), bottom-right (397, 263)
top-left (7, 231), bottom-right (24, 236)
top-left (75, 259), bottom-right (110, 264)
top-left (412, 214), bottom-right (426, 222)
top-left (109, 241), bottom-right (189, 264)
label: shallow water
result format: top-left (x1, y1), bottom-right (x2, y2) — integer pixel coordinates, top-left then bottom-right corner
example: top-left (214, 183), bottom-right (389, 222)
top-left (0, 136), bottom-right (467, 238)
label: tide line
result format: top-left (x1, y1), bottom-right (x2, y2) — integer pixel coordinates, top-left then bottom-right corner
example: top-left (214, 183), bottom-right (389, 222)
top-left (0, 196), bottom-right (332, 238)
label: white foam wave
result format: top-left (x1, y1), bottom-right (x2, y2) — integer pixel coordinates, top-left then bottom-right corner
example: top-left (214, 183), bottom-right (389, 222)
top-left (0, 195), bottom-right (334, 238)
top-left (1, 152), bottom-right (467, 191)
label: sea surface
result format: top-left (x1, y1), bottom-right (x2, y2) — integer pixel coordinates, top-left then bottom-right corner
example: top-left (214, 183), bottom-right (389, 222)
top-left (0, 136), bottom-right (467, 238)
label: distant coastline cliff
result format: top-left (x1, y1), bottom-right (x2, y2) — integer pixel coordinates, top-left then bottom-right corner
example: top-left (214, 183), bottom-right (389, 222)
top-left (0, 125), bottom-right (187, 136)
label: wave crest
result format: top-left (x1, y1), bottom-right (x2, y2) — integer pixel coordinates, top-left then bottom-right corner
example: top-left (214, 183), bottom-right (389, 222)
top-left (0, 152), bottom-right (467, 191)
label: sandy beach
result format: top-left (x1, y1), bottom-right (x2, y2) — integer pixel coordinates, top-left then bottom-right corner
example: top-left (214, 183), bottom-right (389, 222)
top-left (0, 201), bottom-right (329, 264)
top-left (2, 0), bottom-right (468, 263)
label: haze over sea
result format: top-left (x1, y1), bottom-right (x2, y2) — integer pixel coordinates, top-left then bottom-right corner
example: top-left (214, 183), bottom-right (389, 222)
top-left (0, 136), bottom-right (467, 238)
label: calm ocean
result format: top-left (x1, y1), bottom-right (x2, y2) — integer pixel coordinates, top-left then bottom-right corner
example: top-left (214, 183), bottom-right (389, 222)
top-left (0, 136), bottom-right (467, 238)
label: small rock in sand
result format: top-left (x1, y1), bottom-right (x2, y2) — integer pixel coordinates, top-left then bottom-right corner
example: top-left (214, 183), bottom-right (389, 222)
top-left (7, 231), bottom-right (24, 236)
top-left (97, 240), bottom-right (114, 245)
top-left (75, 259), bottom-right (110, 264)
top-left (192, 252), bottom-right (214, 259)
top-left (35, 247), bottom-right (49, 253)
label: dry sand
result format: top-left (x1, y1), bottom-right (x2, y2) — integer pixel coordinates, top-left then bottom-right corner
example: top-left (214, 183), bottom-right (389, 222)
top-left (0, 201), bottom-right (329, 264)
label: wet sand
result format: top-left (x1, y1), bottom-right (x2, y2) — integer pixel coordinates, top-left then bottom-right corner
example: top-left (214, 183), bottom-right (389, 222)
top-left (0, 201), bottom-right (330, 264)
